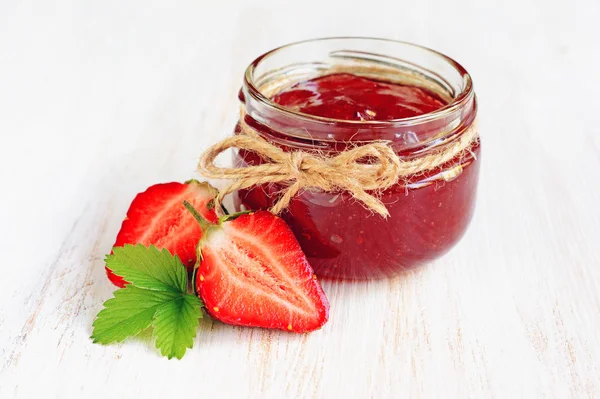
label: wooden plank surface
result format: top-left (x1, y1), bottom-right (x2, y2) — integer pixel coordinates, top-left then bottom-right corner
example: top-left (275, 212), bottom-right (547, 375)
top-left (1, 0), bottom-right (599, 397)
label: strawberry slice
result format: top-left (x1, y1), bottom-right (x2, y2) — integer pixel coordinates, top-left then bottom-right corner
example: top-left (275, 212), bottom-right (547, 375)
top-left (107, 180), bottom-right (218, 287)
top-left (184, 203), bottom-right (329, 333)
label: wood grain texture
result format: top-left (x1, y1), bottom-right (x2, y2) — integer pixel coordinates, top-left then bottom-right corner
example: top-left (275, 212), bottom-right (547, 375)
top-left (1, 0), bottom-right (599, 397)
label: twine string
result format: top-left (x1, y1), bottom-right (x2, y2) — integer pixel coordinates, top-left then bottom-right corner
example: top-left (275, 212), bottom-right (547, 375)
top-left (198, 115), bottom-right (478, 218)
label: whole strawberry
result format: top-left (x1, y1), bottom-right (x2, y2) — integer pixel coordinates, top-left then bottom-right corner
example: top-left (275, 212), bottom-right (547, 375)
top-left (107, 180), bottom-right (218, 287)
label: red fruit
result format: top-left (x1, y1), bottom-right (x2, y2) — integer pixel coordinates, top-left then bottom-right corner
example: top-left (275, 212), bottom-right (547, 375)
top-left (107, 181), bottom-right (218, 287)
top-left (186, 204), bottom-right (329, 333)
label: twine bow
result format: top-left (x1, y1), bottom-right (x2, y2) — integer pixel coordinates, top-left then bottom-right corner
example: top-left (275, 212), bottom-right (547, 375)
top-left (198, 118), bottom-right (478, 218)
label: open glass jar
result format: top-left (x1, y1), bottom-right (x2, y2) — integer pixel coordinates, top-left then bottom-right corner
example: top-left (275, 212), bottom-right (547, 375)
top-left (233, 38), bottom-right (479, 279)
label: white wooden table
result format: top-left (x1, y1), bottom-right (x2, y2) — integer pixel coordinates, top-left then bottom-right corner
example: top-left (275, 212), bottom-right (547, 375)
top-left (1, 1), bottom-right (599, 397)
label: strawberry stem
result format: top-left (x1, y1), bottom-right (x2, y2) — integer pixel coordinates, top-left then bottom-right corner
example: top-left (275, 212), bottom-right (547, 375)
top-left (183, 200), bottom-right (211, 232)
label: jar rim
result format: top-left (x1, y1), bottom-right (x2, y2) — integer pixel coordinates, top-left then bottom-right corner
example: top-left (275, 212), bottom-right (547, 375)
top-left (244, 37), bottom-right (474, 127)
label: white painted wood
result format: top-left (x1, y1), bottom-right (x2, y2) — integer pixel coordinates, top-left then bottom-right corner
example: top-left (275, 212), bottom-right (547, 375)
top-left (1, 0), bottom-right (599, 397)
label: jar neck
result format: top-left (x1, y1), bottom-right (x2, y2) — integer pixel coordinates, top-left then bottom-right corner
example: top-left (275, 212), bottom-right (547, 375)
top-left (240, 88), bottom-right (476, 157)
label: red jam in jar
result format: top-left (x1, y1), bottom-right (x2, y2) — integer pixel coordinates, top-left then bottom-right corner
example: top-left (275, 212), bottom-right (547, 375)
top-left (271, 73), bottom-right (447, 120)
top-left (233, 38), bottom-right (479, 279)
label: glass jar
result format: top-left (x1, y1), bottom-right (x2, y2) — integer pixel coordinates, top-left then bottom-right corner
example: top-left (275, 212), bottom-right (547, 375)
top-left (233, 38), bottom-right (479, 279)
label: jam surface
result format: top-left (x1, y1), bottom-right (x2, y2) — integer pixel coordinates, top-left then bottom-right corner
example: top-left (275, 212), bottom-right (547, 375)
top-left (236, 73), bottom-right (479, 279)
top-left (271, 73), bottom-right (446, 120)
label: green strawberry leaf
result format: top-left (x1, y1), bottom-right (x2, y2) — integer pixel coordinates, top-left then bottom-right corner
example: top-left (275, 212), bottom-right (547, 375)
top-left (91, 286), bottom-right (180, 344)
top-left (106, 244), bottom-right (187, 292)
top-left (152, 294), bottom-right (203, 360)
top-left (93, 245), bottom-right (204, 359)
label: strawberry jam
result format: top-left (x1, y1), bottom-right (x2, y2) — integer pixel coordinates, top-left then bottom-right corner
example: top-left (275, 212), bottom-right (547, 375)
top-left (234, 39), bottom-right (479, 279)
top-left (271, 73), bottom-right (446, 121)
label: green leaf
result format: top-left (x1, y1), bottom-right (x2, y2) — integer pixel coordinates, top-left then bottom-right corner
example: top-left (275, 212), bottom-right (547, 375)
top-left (152, 294), bottom-right (203, 360)
top-left (93, 244), bottom-right (204, 359)
top-left (91, 286), bottom-right (180, 344)
top-left (106, 244), bottom-right (187, 293)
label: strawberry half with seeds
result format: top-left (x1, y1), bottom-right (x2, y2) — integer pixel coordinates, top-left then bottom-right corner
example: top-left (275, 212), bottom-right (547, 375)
top-left (106, 180), bottom-right (219, 287)
top-left (184, 202), bottom-right (329, 333)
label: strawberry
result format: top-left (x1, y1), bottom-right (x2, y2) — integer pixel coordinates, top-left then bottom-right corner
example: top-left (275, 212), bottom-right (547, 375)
top-left (184, 202), bottom-right (329, 333)
top-left (106, 180), bottom-right (218, 287)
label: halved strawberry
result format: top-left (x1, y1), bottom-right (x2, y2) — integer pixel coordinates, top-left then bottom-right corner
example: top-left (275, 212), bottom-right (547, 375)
top-left (107, 180), bottom-right (218, 287)
top-left (184, 203), bottom-right (329, 333)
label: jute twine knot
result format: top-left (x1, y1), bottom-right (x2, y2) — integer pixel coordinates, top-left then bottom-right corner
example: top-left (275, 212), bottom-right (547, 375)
top-left (199, 116), bottom-right (479, 218)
